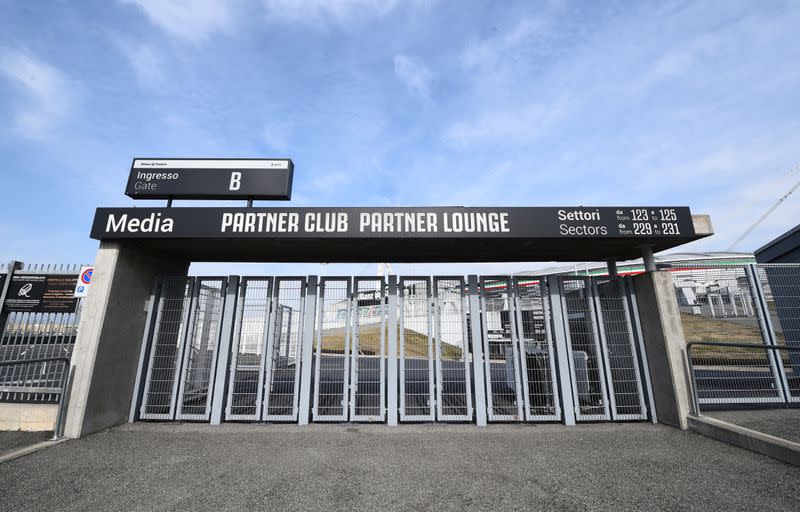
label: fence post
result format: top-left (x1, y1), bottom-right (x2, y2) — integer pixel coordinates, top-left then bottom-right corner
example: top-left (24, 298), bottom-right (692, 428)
top-left (625, 276), bottom-right (658, 424)
top-left (0, 261), bottom-right (20, 330)
top-left (387, 275), bottom-right (399, 426)
top-left (210, 276), bottom-right (239, 425)
top-left (547, 275), bottom-right (576, 426)
top-left (467, 275), bottom-right (487, 426)
top-left (297, 276), bottom-right (318, 425)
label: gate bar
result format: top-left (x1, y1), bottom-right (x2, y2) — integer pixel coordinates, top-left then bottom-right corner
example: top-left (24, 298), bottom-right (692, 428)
top-left (210, 276), bottom-right (239, 425)
top-left (624, 277), bottom-right (658, 423)
top-left (467, 275), bottom-right (488, 426)
top-left (128, 278), bottom-right (161, 422)
top-left (547, 275), bottom-right (575, 426)
top-left (297, 276), bottom-right (317, 425)
top-left (387, 275), bottom-right (398, 426)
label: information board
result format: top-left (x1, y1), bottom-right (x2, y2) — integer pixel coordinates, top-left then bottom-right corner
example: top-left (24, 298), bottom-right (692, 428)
top-left (3, 274), bottom-right (79, 313)
top-left (125, 158), bottom-right (293, 200)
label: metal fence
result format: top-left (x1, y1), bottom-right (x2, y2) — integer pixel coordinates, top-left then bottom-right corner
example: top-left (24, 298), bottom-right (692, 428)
top-left (132, 273), bottom-right (654, 425)
top-left (0, 357), bottom-right (71, 438)
top-left (667, 263), bottom-right (800, 408)
top-left (0, 263), bottom-right (85, 404)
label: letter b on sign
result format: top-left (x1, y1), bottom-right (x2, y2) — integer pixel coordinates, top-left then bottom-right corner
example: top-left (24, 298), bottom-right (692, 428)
top-left (229, 172), bottom-right (242, 191)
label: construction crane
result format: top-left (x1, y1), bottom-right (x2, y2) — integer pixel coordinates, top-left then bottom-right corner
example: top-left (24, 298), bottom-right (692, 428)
top-left (727, 170), bottom-right (800, 251)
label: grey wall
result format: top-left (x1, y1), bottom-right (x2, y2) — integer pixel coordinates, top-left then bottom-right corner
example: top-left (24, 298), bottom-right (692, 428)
top-left (64, 242), bottom-right (188, 438)
top-left (632, 271), bottom-right (692, 430)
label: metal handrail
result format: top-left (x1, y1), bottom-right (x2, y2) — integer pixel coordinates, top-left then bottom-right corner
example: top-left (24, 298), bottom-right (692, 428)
top-left (0, 357), bottom-right (72, 439)
top-left (686, 341), bottom-right (800, 416)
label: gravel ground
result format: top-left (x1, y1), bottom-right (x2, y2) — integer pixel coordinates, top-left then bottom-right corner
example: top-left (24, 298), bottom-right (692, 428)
top-left (708, 408), bottom-right (800, 443)
top-left (0, 431), bottom-right (52, 458)
top-left (1, 422), bottom-right (799, 512)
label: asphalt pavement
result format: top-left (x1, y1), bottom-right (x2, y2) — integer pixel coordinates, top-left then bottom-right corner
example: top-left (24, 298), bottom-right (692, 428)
top-left (1, 422), bottom-right (799, 511)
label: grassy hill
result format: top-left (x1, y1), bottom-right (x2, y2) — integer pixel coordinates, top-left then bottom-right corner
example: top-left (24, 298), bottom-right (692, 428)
top-left (313, 324), bottom-right (463, 358)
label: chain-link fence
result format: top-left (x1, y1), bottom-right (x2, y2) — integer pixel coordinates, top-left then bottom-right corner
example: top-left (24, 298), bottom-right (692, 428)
top-left (667, 263), bottom-right (800, 407)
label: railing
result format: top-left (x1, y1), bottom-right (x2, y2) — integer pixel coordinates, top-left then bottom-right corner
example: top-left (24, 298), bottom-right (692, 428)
top-left (0, 357), bottom-right (72, 439)
top-left (686, 341), bottom-right (800, 414)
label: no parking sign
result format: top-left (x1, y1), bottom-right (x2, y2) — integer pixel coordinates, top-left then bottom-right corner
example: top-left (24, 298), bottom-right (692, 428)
top-left (74, 266), bottom-right (93, 298)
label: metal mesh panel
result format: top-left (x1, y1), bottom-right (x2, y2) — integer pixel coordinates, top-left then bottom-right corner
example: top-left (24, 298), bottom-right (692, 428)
top-left (754, 264), bottom-right (800, 402)
top-left (669, 265), bottom-right (782, 405)
top-left (264, 278), bottom-right (305, 420)
top-left (480, 276), bottom-right (523, 421)
top-left (593, 278), bottom-right (647, 419)
top-left (0, 264), bottom-right (84, 403)
top-left (226, 277), bottom-right (272, 421)
top-left (560, 277), bottom-right (610, 421)
top-left (512, 277), bottom-right (560, 421)
top-left (313, 277), bottom-right (351, 421)
top-left (434, 277), bottom-right (472, 421)
top-left (350, 277), bottom-right (385, 421)
top-left (141, 277), bottom-right (192, 419)
top-left (177, 278), bottom-right (225, 420)
top-left (399, 277), bottom-right (434, 421)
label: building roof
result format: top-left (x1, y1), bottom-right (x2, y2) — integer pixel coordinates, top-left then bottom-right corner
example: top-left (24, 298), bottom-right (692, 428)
top-left (754, 224), bottom-right (800, 263)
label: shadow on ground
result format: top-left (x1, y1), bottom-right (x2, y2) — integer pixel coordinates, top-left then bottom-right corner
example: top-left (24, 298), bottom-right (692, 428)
top-left (1, 423), bottom-right (799, 511)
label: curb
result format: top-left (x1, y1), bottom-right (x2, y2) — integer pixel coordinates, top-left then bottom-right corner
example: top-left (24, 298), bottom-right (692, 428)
top-left (688, 414), bottom-right (800, 466)
top-left (0, 438), bottom-right (68, 464)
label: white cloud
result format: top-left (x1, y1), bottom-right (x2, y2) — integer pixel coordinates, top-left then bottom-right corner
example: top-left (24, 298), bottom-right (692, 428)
top-left (393, 54), bottom-right (432, 98)
top-left (113, 38), bottom-right (165, 87)
top-left (460, 18), bottom-right (548, 70)
top-left (263, 122), bottom-right (291, 152)
top-left (262, 0), bottom-right (433, 27)
top-left (0, 49), bottom-right (73, 139)
top-left (444, 99), bottom-right (569, 148)
top-left (120, 0), bottom-right (235, 44)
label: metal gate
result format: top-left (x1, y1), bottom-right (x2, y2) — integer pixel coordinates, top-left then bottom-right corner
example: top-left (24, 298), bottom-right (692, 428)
top-left (136, 272), bottom-right (651, 425)
top-left (225, 277), bottom-right (307, 422)
top-left (140, 277), bottom-right (226, 420)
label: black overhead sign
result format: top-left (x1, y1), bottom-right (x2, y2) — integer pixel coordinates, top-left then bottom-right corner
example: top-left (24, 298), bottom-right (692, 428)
top-left (89, 206), bottom-right (705, 262)
top-left (125, 158), bottom-right (293, 200)
top-left (92, 206), bottom-right (694, 239)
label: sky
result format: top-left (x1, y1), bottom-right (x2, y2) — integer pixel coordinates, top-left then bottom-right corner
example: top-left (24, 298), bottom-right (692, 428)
top-left (0, 0), bottom-right (799, 277)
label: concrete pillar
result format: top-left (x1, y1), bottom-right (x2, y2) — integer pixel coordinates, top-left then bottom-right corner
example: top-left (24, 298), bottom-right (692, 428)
top-left (632, 271), bottom-right (692, 430)
top-left (64, 241), bottom-right (188, 438)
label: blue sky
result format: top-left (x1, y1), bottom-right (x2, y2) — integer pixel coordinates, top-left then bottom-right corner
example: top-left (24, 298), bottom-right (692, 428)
top-left (0, 0), bottom-right (799, 276)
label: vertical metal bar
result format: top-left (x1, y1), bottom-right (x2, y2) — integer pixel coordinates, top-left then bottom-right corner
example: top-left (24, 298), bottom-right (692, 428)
top-left (225, 278), bottom-right (250, 420)
top-left (398, 278), bottom-right (407, 421)
top-left (297, 276), bottom-right (318, 425)
top-left (387, 275), bottom-right (398, 426)
top-left (507, 279), bottom-right (525, 421)
top-left (261, 278), bottom-right (283, 419)
top-left (539, 278), bottom-right (562, 421)
top-left (210, 276), bottom-right (239, 425)
top-left (467, 275), bottom-right (488, 426)
top-left (548, 276), bottom-right (575, 426)
top-left (139, 280), bottom-right (172, 419)
top-left (461, 286), bottom-right (474, 420)
top-left (588, 278), bottom-right (613, 420)
top-left (625, 277), bottom-right (658, 424)
top-left (288, 278), bottom-right (307, 421)
top-left (512, 280), bottom-right (533, 420)
top-left (433, 282), bottom-right (443, 421)
top-left (747, 264), bottom-right (791, 402)
top-left (478, 280), bottom-right (495, 420)
top-left (173, 277), bottom-right (198, 419)
top-left (129, 279), bottom-right (161, 422)
top-left (614, 278), bottom-right (647, 419)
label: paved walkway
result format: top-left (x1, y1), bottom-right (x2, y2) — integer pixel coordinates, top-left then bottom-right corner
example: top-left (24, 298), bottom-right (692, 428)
top-left (708, 409), bottom-right (800, 443)
top-left (2, 423), bottom-right (799, 511)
